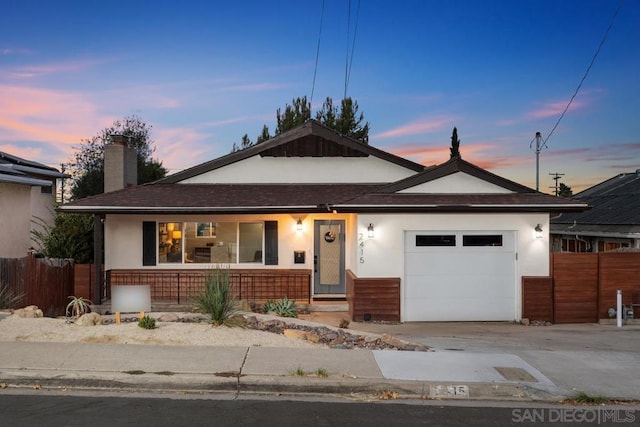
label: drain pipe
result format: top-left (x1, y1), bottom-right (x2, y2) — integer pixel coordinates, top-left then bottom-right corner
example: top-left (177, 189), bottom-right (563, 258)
top-left (617, 290), bottom-right (623, 328)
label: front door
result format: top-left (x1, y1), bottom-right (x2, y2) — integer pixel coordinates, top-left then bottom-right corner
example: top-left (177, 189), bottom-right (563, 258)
top-left (313, 220), bottom-right (345, 295)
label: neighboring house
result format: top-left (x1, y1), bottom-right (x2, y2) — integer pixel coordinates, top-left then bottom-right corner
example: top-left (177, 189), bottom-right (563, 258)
top-left (551, 170), bottom-right (640, 252)
top-left (60, 120), bottom-right (587, 321)
top-left (0, 151), bottom-right (68, 258)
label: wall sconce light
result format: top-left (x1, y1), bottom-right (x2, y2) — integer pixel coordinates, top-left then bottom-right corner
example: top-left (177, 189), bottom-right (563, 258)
top-left (296, 218), bottom-right (303, 231)
top-left (367, 223), bottom-right (375, 238)
top-left (534, 224), bottom-right (543, 239)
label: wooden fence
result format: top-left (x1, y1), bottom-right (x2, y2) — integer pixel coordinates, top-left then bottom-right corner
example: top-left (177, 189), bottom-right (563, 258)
top-left (346, 270), bottom-right (400, 322)
top-left (522, 252), bottom-right (640, 323)
top-left (0, 255), bottom-right (74, 317)
top-left (106, 269), bottom-right (312, 304)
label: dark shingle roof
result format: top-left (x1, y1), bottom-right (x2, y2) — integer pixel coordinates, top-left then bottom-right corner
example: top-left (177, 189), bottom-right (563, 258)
top-left (553, 172), bottom-right (640, 226)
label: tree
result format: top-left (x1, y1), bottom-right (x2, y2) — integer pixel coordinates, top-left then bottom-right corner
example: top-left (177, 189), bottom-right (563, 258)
top-left (68, 115), bottom-right (167, 200)
top-left (558, 183), bottom-right (573, 197)
top-left (275, 96), bottom-right (312, 135)
top-left (450, 127), bottom-right (461, 159)
top-left (233, 96), bottom-right (370, 151)
top-left (31, 211), bottom-right (94, 263)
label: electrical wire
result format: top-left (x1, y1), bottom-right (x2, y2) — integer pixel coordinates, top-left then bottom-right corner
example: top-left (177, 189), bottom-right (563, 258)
top-left (541, 0), bottom-right (624, 148)
top-left (343, 0), bottom-right (361, 99)
top-left (310, 0), bottom-right (326, 109)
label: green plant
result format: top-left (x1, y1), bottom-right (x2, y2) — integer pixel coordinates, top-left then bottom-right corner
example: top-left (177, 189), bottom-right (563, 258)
top-left (263, 299), bottom-right (276, 313)
top-left (192, 267), bottom-right (238, 326)
top-left (574, 391), bottom-right (607, 405)
top-left (292, 366), bottom-right (306, 377)
top-left (66, 296), bottom-right (92, 318)
top-left (0, 282), bottom-right (24, 309)
top-left (314, 368), bottom-right (328, 378)
top-left (138, 315), bottom-right (156, 329)
top-left (264, 298), bottom-right (298, 318)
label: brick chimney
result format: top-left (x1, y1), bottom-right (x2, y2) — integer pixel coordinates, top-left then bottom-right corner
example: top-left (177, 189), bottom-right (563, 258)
top-left (104, 135), bottom-right (137, 193)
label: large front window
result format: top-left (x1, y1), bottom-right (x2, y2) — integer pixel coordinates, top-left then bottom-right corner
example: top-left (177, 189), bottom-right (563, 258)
top-left (158, 221), bottom-right (264, 264)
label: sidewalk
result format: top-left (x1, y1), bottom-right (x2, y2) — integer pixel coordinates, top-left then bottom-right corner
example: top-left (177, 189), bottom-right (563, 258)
top-left (1, 310), bottom-right (639, 402)
top-left (0, 340), bottom-right (566, 402)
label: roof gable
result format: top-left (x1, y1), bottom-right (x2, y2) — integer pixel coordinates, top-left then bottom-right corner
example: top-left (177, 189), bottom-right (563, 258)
top-left (380, 157), bottom-right (535, 194)
top-left (159, 120), bottom-right (424, 184)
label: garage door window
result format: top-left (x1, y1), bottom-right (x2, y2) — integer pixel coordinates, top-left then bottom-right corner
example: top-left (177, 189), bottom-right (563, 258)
top-left (463, 235), bottom-right (503, 247)
top-left (416, 235), bottom-right (456, 246)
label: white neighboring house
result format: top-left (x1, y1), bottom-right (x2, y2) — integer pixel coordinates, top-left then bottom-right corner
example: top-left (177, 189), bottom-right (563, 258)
top-left (0, 151), bottom-right (68, 258)
top-left (60, 120), bottom-right (588, 321)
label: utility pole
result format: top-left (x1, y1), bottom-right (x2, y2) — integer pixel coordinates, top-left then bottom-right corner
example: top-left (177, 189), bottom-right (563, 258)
top-left (530, 132), bottom-right (547, 191)
top-left (549, 172), bottom-right (565, 196)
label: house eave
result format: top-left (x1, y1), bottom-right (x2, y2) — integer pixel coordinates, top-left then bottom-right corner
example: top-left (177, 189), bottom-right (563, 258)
top-left (58, 205), bottom-right (322, 215)
top-left (333, 203), bottom-right (587, 213)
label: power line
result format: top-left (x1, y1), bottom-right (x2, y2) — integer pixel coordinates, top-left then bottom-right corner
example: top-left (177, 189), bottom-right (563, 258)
top-left (343, 0), bottom-right (361, 99)
top-left (310, 0), bottom-right (326, 109)
top-left (541, 0), bottom-right (624, 148)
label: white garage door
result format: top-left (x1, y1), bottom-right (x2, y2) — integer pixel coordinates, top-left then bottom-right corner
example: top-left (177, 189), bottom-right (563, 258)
top-left (404, 231), bottom-right (516, 321)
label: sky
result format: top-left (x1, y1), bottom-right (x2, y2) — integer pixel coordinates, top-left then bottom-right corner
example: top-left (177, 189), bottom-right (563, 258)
top-left (1, 0), bottom-right (638, 194)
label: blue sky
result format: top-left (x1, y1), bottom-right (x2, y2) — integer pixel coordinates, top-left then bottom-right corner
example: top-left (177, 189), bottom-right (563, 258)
top-left (1, 0), bottom-right (638, 193)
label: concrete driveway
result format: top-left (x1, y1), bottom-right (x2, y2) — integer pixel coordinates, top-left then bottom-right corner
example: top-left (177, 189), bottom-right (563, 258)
top-left (302, 312), bottom-right (640, 400)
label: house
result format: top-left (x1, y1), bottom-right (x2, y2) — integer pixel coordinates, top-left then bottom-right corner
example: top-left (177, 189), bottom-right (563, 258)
top-left (60, 120), bottom-right (587, 321)
top-left (0, 151), bottom-right (68, 258)
top-left (551, 170), bottom-right (640, 253)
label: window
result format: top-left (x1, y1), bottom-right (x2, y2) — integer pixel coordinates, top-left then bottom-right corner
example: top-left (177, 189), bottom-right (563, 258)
top-left (416, 235), bottom-right (456, 247)
top-left (463, 235), bottom-right (503, 247)
top-left (195, 222), bottom-right (216, 237)
top-left (158, 222), bottom-right (184, 264)
top-left (187, 221), bottom-right (267, 264)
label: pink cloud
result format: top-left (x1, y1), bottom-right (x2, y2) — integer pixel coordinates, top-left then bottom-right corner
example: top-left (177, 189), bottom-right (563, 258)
top-left (1, 58), bottom-right (107, 79)
top-left (0, 85), bottom-right (112, 164)
top-left (526, 100), bottom-right (586, 119)
top-left (374, 116), bottom-right (453, 139)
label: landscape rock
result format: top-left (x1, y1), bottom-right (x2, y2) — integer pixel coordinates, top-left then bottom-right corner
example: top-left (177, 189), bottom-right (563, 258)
top-left (76, 312), bottom-right (102, 326)
top-left (157, 313), bottom-right (180, 322)
top-left (12, 305), bottom-right (43, 318)
top-left (283, 329), bottom-right (308, 340)
top-left (245, 314), bottom-right (430, 351)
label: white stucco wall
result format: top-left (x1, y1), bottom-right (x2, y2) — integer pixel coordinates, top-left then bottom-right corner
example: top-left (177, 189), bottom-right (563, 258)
top-left (353, 213), bottom-right (550, 321)
top-left (399, 172), bottom-right (513, 193)
top-left (0, 183), bottom-right (54, 258)
top-left (180, 156), bottom-right (417, 184)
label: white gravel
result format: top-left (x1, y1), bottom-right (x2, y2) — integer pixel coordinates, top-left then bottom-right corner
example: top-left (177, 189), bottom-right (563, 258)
top-left (0, 314), bottom-right (323, 348)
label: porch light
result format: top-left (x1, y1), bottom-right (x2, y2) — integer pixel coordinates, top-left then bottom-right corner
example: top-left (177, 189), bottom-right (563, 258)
top-left (367, 223), bottom-right (375, 238)
top-left (534, 224), bottom-right (543, 239)
top-left (296, 218), bottom-right (303, 231)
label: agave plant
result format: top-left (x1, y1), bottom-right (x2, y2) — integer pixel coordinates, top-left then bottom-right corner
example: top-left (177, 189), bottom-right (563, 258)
top-left (264, 298), bottom-right (298, 318)
top-left (192, 267), bottom-right (239, 326)
top-left (66, 296), bottom-right (92, 318)
top-left (0, 282), bottom-right (24, 309)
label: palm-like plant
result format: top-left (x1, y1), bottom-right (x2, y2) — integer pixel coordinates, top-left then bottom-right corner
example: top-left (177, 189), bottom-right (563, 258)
top-left (192, 268), bottom-right (239, 326)
top-left (66, 296), bottom-right (92, 318)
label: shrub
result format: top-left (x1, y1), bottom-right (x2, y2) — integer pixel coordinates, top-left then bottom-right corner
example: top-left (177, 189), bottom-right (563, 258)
top-left (193, 267), bottom-right (239, 326)
top-left (339, 318), bottom-right (350, 329)
top-left (138, 315), bottom-right (156, 329)
top-left (0, 282), bottom-right (24, 309)
top-left (263, 298), bottom-right (298, 318)
top-left (66, 296), bottom-right (92, 318)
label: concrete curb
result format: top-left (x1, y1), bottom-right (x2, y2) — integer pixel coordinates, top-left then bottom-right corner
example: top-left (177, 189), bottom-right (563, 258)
top-left (0, 369), bottom-right (571, 402)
